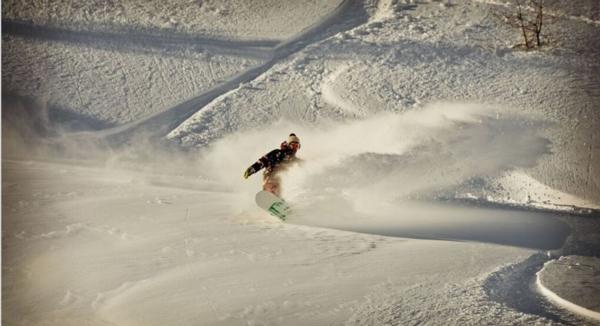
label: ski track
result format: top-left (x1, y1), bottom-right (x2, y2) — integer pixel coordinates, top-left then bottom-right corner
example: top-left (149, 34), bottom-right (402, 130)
top-left (56, 0), bottom-right (369, 144)
top-left (2, 20), bottom-right (276, 60)
top-left (320, 63), bottom-right (366, 117)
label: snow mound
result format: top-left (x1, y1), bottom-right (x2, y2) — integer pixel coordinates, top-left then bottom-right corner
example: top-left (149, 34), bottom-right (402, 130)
top-left (536, 255), bottom-right (600, 322)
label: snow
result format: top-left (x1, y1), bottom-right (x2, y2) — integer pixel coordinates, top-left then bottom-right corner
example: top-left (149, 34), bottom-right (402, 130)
top-left (2, 0), bottom-right (344, 40)
top-left (474, 171), bottom-right (600, 211)
top-left (2, 0), bottom-right (600, 325)
top-left (2, 35), bottom-right (259, 126)
top-left (2, 159), bottom-right (544, 325)
top-left (536, 256), bottom-right (600, 322)
top-left (167, 0), bottom-right (600, 205)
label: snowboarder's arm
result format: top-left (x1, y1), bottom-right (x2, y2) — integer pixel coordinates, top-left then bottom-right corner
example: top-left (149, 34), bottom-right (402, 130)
top-left (243, 149), bottom-right (281, 179)
top-left (243, 161), bottom-right (263, 179)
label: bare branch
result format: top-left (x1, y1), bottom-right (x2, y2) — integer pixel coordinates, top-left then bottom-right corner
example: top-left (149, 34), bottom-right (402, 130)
top-left (494, 0), bottom-right (551, 50)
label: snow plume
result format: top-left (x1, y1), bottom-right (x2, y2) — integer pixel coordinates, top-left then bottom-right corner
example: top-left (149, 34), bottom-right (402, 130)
top-left (293, 102), bottom-right (550, 202)
top-left (2, 96), bottom-right (54, 158)
top-left (203, 102), bottom-right (550, 214)
top-left (3, 96), bottom-right (550, 218)
top-left (1, 96), bottom-right (205, 191)
top-left (0, 95), bottom-right (138, 164)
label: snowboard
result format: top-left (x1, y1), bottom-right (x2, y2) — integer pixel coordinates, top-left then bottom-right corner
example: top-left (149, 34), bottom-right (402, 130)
top-left (255, 190), bottom-right (291, 221)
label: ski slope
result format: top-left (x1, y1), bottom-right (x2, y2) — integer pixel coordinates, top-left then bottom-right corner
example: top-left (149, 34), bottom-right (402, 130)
top-left (2, 0), bottom-right (600, 325)
top-left (0, 159), bottom-right (568, 325)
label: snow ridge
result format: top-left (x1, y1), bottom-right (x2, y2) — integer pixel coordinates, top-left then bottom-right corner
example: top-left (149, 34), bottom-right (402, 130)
top-left (536, 256), bottom-right (600, 322)
top-left (320, 63), bottom-right (366, 117)
top-left (536, 275), bottom-right (600, 322)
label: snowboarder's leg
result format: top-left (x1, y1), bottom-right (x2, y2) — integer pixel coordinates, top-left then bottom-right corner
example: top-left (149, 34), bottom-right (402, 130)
top-left (262, 175), bottom-right (282, 197)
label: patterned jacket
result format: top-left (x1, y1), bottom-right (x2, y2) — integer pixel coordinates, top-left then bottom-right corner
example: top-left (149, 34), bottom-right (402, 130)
top-left (245, 143), bottom-right (300, 178)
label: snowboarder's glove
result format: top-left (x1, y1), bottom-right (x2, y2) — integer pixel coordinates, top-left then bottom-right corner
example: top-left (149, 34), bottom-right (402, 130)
top-left (243, 162), bottom-right (263, 179)
top-left (243, 167), bottom-right (256, 179)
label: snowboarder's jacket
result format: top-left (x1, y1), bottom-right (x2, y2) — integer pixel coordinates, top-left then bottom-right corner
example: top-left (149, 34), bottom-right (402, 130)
top-left (244, 142), bottom-right (300, 179)
top-left (243, 133), bottom-right (301, 197)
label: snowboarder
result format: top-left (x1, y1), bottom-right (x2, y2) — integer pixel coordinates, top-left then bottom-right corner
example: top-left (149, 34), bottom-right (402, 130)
top-left (243, 133), bottom-right (301, 197)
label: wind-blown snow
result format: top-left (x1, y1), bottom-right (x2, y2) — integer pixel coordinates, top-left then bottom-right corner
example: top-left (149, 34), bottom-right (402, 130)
top-left (197, 102), bottom-right (552, 205)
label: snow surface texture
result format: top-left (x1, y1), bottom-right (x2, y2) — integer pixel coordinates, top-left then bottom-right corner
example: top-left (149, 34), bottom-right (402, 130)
top-left (537, 256), bottom-right (600, 322)
top-left (0, 160), bottom-right (570, 326)
top-left (2, 36), bottom-right (259, 126)
top-left (1, 0), bottom-right (346, 128)
top-left (2, 0), bottom-right (343, 40)
top-left (2, 0), bottom-right (600, 325)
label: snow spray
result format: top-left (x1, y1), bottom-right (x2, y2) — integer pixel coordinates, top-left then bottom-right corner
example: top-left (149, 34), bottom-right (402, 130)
top-left (202, 102), bottom-right (550, 215)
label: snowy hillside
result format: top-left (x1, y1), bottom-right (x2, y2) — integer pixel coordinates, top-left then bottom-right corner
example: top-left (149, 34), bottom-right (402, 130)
top-left (2, 0), bottom-right (600, 325)
top-left (2, 0), bottom-right (344, 40)
top-left (167, 0), bottom-right (600, 207)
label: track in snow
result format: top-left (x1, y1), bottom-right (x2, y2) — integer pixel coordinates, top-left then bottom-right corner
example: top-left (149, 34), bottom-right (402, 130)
top-left (2, 20), bottom-right (276, 60)
top-left (36, 0), bottom-right (371, 146)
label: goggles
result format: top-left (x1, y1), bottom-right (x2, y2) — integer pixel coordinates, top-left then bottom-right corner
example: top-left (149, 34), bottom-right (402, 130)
top-left (289, 141), bottom-right (300, 150)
